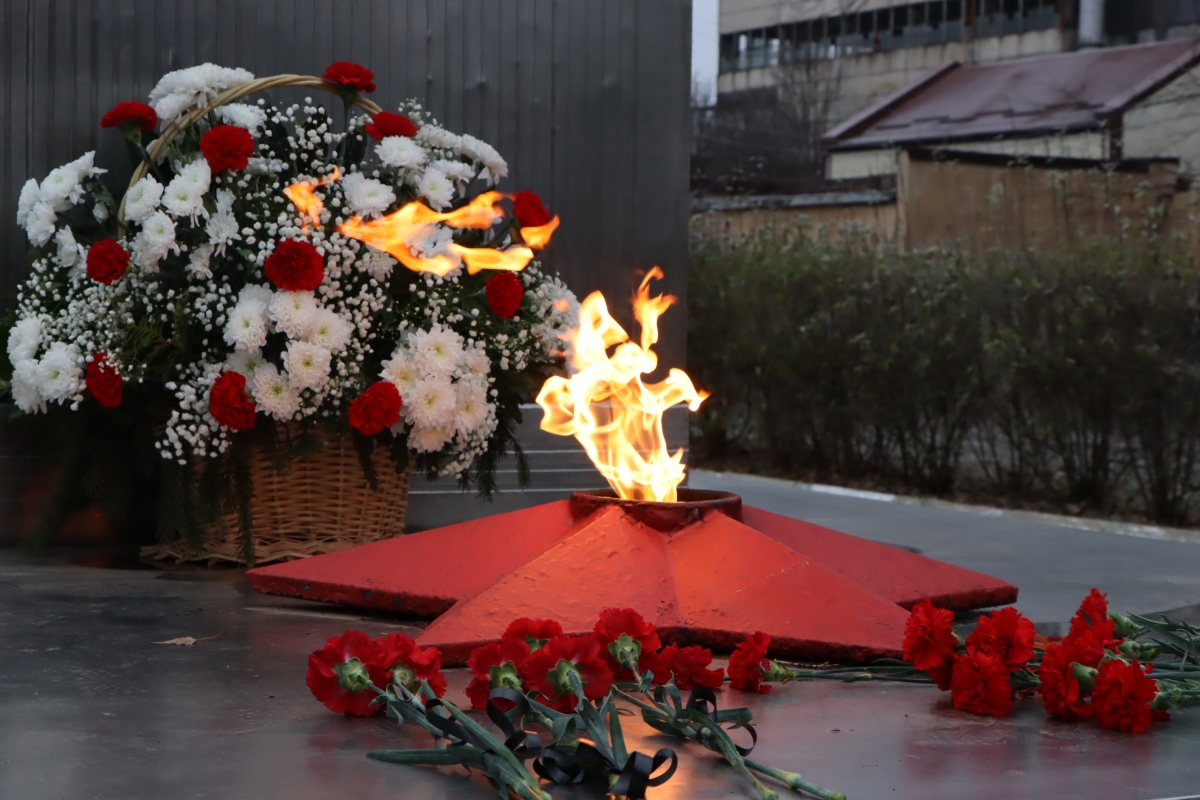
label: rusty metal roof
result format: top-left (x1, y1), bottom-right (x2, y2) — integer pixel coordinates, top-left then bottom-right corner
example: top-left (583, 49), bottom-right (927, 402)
top-left (823, 39), bottom-right (1200, 150)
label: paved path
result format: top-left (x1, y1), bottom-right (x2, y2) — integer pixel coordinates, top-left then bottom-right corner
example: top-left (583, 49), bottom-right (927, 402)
top-left (4, 472), bottom-right (1200, 800)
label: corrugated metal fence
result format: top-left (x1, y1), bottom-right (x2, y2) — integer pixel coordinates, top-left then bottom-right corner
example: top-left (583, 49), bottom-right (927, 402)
top-left (0, 0), bottom-right (694, 539)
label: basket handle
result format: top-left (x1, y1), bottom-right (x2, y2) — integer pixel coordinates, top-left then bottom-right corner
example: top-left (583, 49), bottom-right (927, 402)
top-left (118, 73), bottom-right (383, 225)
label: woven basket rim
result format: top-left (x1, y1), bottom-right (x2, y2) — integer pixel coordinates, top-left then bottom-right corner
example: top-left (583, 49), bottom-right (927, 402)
top-left (119, 73), bottom-right (383, 225)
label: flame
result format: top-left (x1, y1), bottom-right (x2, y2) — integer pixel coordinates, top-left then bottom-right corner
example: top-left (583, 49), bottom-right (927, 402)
top-left (536, 268), bottom-right (708, 502)
top-left (282, 174), bottom-right (557, 277)
top-left (520, 216), bottom-right (560, 249)
top-left (283, 168), bottom-right (342, 229)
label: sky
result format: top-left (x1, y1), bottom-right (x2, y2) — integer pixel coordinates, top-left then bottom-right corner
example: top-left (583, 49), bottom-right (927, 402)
top-left (692, 0), bottom-right (720, 106)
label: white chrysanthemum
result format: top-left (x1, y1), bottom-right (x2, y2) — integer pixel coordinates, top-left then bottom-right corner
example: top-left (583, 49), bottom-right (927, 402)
top-left (341, 171), bottom-right (396, 218)
top-left (188, 243), bottom-right (214, 279)
top-left (416, 125), bottom-right (462, 151)
top-left (239, 283), bottom-right (275, 306)
top-left (36, 342), bottom-right (83, 402)
top-left (381, 350), bottom-right (422, 397)
top-left (225, 349), bottom-right (267, 381)
top-left (410, 326), bottom-right (464, 377)
top-left (458, 134), bottom-right (508, 184)
top-left (23, 203), bottom-right (57, 248)
top-left (16, 179), bottom-right (41, 227)
top-left (149, 63), bottom-right (255, 125)
top-left (7, 316), bottom-right (42, 363)
top-left (250, 363), bottom-right (300, 420)
top-left (206, 189), bottom-right (240, 252)
top-left (162, 161), bottom-right (210, 221)
top-left (131, 211), bottom-right (178, 270)
top-left (39, 153), bottom-right (100, 210)
top-left (307, 308), bottom-right (352, 353)
top-left (430, 159), bottom-right (475, 189)
top-left (376, 136), bottom-right (428, 170)
top-left (407, 224), bottom-right (455, 260)
top-left (454, 379), bottom-right (489, 435)
top-left (417, 168), bottom-right (454, 211)
top-left (282, 340), bottom-right (331, 390)
top-left (53, 227), bottom-right (83, 268)
top-left (223, 297), bottom-right (269, 350)
top-left (361, 246), bottom-right (397, 281)
top-left (269, 291), bottom-right (319, 339)
top-left (123, 176), bottom-right (164, 224)
top-left (10, 359), bottom-right (45, 414)
top-left (409, 423), bottom-right (453, 453)
top-left (408, 376), bottom-right (458, 428)
top-left (216, 103), bottom-right (267, 131)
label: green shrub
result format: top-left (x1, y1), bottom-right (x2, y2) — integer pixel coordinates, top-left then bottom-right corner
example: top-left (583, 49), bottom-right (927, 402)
top-left (689, 225), bottom-right (1200, 525)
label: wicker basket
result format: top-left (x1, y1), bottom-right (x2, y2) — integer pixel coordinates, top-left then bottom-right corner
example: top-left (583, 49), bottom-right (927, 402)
top-left (132, 75), bottom-right (404, 566)
top-left (141, 427), bottom-right (412, 566)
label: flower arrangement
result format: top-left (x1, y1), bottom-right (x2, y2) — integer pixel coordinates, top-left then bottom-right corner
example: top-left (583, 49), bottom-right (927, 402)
top-left (3, 61), bottom-right (578, 556)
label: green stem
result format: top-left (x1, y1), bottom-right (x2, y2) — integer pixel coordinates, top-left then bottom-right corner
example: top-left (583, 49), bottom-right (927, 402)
top-left (746, 759), bottom-right (847, 800)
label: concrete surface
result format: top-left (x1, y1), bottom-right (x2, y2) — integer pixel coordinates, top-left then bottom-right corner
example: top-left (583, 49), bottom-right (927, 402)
top-left (693, 470), bottom-right (1200, 630)
top-left (3, 470), bottom-right (1200, 800)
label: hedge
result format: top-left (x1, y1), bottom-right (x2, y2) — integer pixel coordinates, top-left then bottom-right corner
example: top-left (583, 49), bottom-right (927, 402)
top-left (688, 225), bottom-right (1200, 525)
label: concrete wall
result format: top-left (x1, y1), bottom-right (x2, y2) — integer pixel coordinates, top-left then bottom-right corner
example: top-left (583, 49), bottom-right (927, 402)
top-left (1124, 62), bottom-right (1200, 174)
top-left (692, 153), bottom-right (1198, 256)
top-left (718, 28), bottom-right (1067, 128)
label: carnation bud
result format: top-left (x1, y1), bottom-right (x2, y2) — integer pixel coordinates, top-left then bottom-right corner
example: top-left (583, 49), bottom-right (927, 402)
top-left (487, 662), bottom-right (523, 693)
top-left (392, 664), bottom-right (419, 693)
top-left (1108, 611), bottom-right (1140, 639)
top-left (763, 659), bottom-right (798, 684)
top-left (548, 658), bottom-right (584, 698)
top-left (1071, 662), bottom-right (1098, 694)
top-left (333, 657), bottom-right (372, 694)
top-left (608, 633), bottom-right (643, 673)
top-left (1117, 640), bottom-right (1160, 661)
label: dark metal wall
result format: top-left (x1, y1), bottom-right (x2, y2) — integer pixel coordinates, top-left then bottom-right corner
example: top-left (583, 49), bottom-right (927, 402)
top-left (0, 0), bottom-right (693, 368)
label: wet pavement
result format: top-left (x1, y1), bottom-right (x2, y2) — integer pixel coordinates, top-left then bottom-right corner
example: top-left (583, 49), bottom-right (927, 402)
top-left (3, 472), bottom-right (1200, 800)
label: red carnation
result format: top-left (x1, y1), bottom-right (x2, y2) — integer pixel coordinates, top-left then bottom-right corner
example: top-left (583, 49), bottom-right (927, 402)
top-left (306, 630), bottom-right (389, 716)
top-left (264, 239), bottom-right (326, 292)
top-left (200, 124), bottom-right (255, 172)
top-left (323, 61), bottom-right (376, 94)
top-left (1092, 659), bottom-right (1163, 733)
top-left (372, 632), bottom-right (447, 698)
top-left (86, 238), bottom-right (130, 285)
top-left (903, 599), bottom-right (958, 672)
top-left (593, 607), bottom-right (665, 683)
top-left (85, 352), bottom-right (122, 408)
top-left (518, 634), bottom-right (613, 713)
top-left (465, 637), bottom-right (531, 710)
top-left (1069, 589), bottom-right (1113, 640)
top-left (209, 371), bottom-right (257, 431)
top-left (950, 649), bottom-right (1015, 716)
top-left (729, 631), bottom-right (772, 693)
top-left (928, 656), bottom-right (956, 691)
top-left (659, 644), bottom-right (725, 690)
top-left (503, 618), bottom-right (563, 651)
top-left (486, 272), bottom-right (524, 319)
top-left (100, 101), bottom-right (158, 131)
top-left (511, 190), bottom-right (552, 228)
top-left (966, 607), bottom-right (1036, 673)
top-left (1038, 640), bottom-right (1093, 722)
top-left (364, 111), bottom-right (417, 141)
top-left (348, 381), bottom-right (402, 436)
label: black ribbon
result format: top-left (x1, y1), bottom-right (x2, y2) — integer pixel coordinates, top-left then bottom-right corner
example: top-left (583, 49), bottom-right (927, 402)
top-left (686, 687), bottom-right (757, 756)
top-left (533, 741), bottom-right (676, 798)
top-left (485, 688), bottom-right (545, 761)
